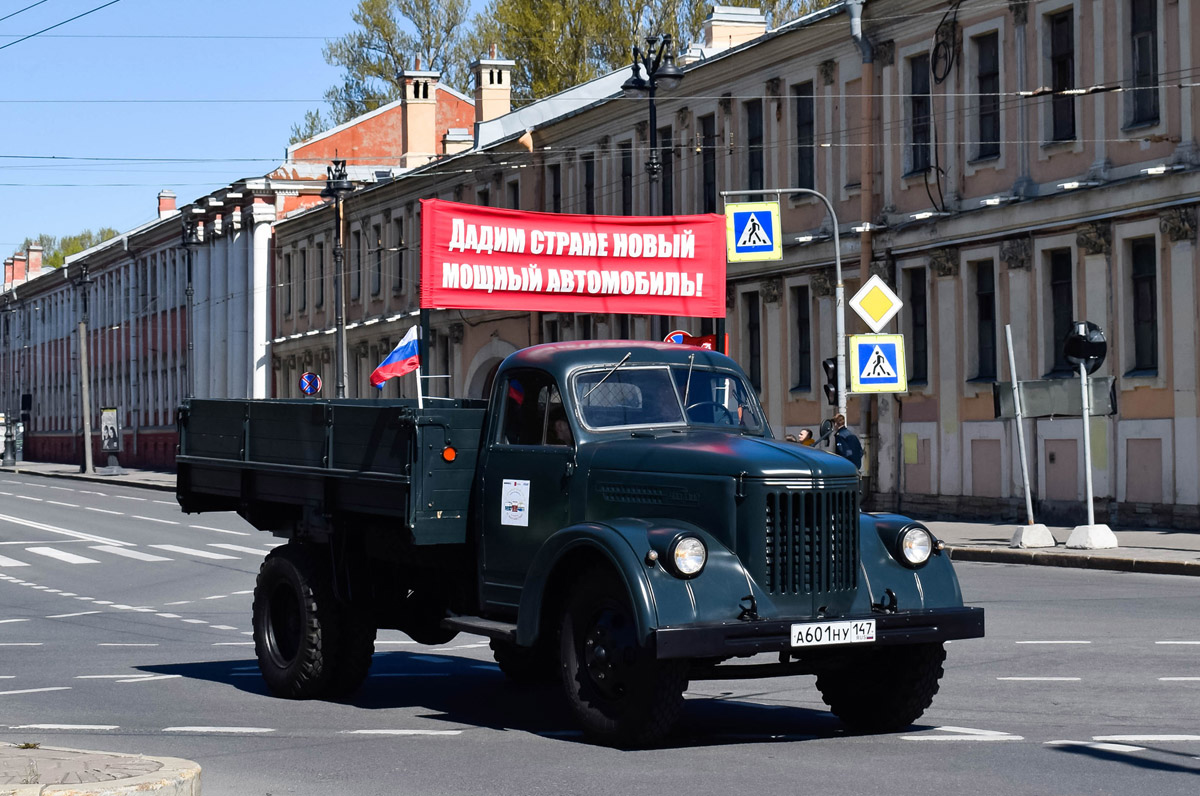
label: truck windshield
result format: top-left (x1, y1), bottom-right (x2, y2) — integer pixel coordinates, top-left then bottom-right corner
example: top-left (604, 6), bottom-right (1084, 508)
top-left (572, 364), bottom-right (765, 434)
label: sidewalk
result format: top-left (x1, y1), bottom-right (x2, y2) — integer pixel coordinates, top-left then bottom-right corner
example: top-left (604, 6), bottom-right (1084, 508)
top-left (0, 743), bottom-right (198, 795)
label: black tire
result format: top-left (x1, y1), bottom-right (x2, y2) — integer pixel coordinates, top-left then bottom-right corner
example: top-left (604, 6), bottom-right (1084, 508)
top-left (325, 608), bottom-right (377, 698)
top-left (491, 639), bottom-right (556, 685)
top-left (252, 543), bottom-right (341, 699)
top-left (558, 570), bottom-right (688, 747)
top-left (815, 642), bottom-right (946, 732)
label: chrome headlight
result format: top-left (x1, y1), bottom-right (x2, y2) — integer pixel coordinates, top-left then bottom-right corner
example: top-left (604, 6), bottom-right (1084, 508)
top-left (671, 536), bottom-right (707, 577)
top-left (898, 526), bottom-right (933, 566)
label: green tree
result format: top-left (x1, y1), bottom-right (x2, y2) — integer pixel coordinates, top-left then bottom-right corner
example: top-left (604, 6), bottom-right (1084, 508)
top-left (15, 228), bottom-right (119, 270)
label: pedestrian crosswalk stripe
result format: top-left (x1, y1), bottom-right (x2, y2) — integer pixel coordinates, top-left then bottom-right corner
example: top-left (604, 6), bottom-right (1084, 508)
top-left (89, 545), bottom-right (173, 562)
top-left (0, 555), bottom-right (29, 567)
top-left (208, 543), bottom-right (271, 556)
top-left (26, 547), bottom-right (100, 565)
top-left (149, 545), bottom-right (238, 560)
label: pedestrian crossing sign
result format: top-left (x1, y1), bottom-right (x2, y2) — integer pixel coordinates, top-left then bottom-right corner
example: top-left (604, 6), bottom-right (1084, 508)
top-left (849, 333), bottom-right (908, 393)
top-left (725, 201), bottom-right (782, 262)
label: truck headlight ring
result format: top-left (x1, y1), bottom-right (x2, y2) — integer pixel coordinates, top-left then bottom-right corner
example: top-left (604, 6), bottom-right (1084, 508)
top-left (898, 526), bottom-right (933, 567)
top-left (671, 536), bottom-right (707, 578)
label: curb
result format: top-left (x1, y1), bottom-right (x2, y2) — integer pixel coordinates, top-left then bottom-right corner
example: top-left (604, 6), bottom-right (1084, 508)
top-left (0, 745), bottom-right (199, 796)
top-left (947, 545), bottom-right (1200, 577)
top-left (0, 467), bottom-right (175, 494)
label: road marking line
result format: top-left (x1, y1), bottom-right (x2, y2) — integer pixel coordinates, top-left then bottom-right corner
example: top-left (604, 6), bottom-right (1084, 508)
top-left (341, 729), bottom-right (463, 736)
top-left (46, 611), bottom-right (101, 619)
top-left (1015, 640), bottom-right (1091, 644)
top-left (0, 513), bottom-right (129, 545)
top-left (1093, 734), bottom-right (1200, 742)
top-left (162, 726), bottom-right (275, 734)
top-left (1047, 740), bottom-right (1145, 752)
top-left (203, 595), bottom-right (227, 600)
top-left (182, 619), bottom-right (208, 624)
top-left (209, 543), bottom-right (271, 556)
top-left (79, 490), bottom-right (106, 496)
top-left (164, 601), bottom-right (191, 606)
top-left (900, 726), bottom-right (1023, 741)
top-left (118, 674), bottom-right (181, 684)
top-left (152, 500), bottom-right (175, 505)
top-left (134, 516), bottom-right (180, 525)
top-left (149, 545), bottom-right (238, 560)
top-left (115, 496), bottom-right (147, 502)
top-left (0, 555), bottom-right (29, 567)
top-left (85, 507), bottom-right (123, 515)
top-left (77, 675), bottom-right (142, 679)
top-left (0, 687), bottom-right (71, 696)
top-left (10, 724), bottom-right (117, 730)
top-left (92, 601), bottom-right (113, 605)
top-left (58, 593), bottom-right (76, 597)
top-left (211, 625), bottom-right (238, 630)
top-left (31, 585), bottom-right (49, 590)
top-left (1155, 640), bottom-right (1200, 645)
top-left (25, 547), bottom-right (100, 565)
top-left (232, 590), bottom-right (253, 595)
top-left (155, 613), bottom-right (181, 619)
top-left (213, 642), bottom-right (254, 646)
top-left (0, 619), bottom-right (30, 624)
top-left (16, 496), bottom-right (43, 502)
top-left (89, 545), bottom-right (172, 562)
top-left (47, 486), bottom-right (73, 491)
top-left (0, 643), bottom-right (42, 647)
top-left (46, 501), bottom-right (80, 508)
top-left (0, 676), bottom-right (13, 679)
top-left (98, 643), bottom-right (158, 647)
top-left (997, 677), bottom-right (1081, 681)
top-left (1159, 677), bottom-right (1200, 681)
top-left (188, 525), bottom-right (250, 536)
top-left (44, 589), bottom-right (62, 594)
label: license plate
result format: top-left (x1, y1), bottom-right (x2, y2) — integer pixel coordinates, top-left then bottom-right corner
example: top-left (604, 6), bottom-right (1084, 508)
top-left (790, 619), bottom-right (876, 647)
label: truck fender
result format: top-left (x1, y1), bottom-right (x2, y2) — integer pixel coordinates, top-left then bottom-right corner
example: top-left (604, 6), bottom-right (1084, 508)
top-left (855, 513), bottom-right (965, 613)
top-left (515, 518), bottom-right (752, 650)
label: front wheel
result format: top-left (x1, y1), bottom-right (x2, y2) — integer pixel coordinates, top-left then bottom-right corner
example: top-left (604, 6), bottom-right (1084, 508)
top-left (558, 570), bottom-right (688, 747)
top-left (815, 642), bottom-right (946, 732)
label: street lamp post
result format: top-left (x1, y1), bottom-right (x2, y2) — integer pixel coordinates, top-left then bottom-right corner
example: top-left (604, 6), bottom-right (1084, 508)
top-left (181, 222), bottom-right (201, 400)
top-left (621, 34), bottom-right (684, 217)
top-left (323, 159), bottom-right (354, 399)
top-left (74, 265), bottom-right (95, 473)
top-left (1, 297), bottom-right (16, 467)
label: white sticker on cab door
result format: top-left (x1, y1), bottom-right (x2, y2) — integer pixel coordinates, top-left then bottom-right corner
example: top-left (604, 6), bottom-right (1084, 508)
top-left (501, 479), bottom-right (530, 527)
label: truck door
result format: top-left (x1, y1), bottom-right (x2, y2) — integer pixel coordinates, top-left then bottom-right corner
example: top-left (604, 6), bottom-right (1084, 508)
top-left (479, 369), bottom-right (576, 613)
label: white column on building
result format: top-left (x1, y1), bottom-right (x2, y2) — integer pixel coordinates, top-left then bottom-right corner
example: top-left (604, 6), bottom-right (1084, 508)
top-left (762, 280), bottom-right (784, 433)
top-left (1089, 0), bottom-right (1108, 177)
top-left (228, 211), bottom-right (247, 399)
top-left (1169, 232), bottom-right (1199, 504)
top-left (192, 225), bottom-right (210, 399)
top-left (936, 265), bottom-right (961, 496)
top-left (1082, 245), bottom-right (1112, 498)
top-left (209, 218), bottom-right (229, 398)
top-left (1179, 0), bottom-right (1195, 157)
top-left (250, 201), bottom-right (275, 399)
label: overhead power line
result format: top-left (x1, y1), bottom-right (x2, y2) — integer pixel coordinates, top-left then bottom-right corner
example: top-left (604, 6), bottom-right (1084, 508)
top-left (0, 0), bottom-right (52, 25)
top-left (0, 0), bottom-right (123, 53)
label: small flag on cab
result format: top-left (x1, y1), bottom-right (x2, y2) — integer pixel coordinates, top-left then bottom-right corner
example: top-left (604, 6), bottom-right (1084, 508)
top-left (370, 325), bottom-right (423, 407)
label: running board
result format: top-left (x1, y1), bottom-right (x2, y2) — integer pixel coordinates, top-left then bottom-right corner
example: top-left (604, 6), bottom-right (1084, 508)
top-left (441, 615), bottom-right (517, 643)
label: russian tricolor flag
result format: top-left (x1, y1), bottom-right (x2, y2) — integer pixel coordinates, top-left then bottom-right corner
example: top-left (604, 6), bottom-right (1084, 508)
top-left (371, 325), bottom-right (420, 388)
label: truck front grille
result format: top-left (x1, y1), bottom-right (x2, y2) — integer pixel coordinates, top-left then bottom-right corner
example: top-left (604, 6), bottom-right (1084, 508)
top-left (764, 488), bottom-right (858, 594)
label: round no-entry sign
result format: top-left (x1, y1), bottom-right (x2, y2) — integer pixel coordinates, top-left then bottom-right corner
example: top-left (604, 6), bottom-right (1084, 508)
top-left (299, 371), bottom-right (323, 396)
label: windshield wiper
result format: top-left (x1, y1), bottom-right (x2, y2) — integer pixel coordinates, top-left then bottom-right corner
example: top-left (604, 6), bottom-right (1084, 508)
top-left (683, 352), bottom-right (695, 406)
top-left (581, 352), bottom-right (632, 401)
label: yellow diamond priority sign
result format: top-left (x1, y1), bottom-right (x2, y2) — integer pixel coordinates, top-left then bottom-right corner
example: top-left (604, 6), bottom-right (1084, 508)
top-left (849, 274), bottom-right (903, 332)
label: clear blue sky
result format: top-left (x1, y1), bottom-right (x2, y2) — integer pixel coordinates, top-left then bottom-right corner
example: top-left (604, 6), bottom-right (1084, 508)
top-left (0, 0), bottom-right (362, 255)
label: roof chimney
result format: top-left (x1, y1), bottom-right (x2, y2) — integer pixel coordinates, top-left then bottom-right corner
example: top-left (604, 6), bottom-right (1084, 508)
top-left (158, 189), bottom-right (177, 218)
top-left (3, 257), bottom-right (12, 285)
top-left (12, 253), bottom-right (27, 283)
top-left (703, 5), bottom-right (767, 50)
top-left (470, 45), bottom-right (515, 127)
top-left (399, 62), bottom-right (441, 168)
top-left (26, 244), bottom-right (42, 275)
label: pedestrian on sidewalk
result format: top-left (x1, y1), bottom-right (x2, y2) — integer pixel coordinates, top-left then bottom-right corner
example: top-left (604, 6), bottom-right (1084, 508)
top-left (833, 414), bottom-right (862, 470)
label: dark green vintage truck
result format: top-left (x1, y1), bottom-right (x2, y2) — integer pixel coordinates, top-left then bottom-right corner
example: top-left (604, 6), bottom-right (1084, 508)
top-left (176, 341), bottom-right (983, 746)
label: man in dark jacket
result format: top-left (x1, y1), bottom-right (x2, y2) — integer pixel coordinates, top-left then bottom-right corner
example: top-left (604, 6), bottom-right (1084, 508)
top-left (833, 414), bottom-right (863, 470)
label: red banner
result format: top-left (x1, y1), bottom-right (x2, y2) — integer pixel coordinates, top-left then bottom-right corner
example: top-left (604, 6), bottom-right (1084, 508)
top-left (420, 199), bottom-right (726, 316)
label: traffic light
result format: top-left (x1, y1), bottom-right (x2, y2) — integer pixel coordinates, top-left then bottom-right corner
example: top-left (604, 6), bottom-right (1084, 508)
top-left (822, 358), bottom-right (837, 407)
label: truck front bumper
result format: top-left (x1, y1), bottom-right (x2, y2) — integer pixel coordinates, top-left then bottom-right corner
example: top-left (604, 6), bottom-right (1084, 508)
top-left (653, 606), bottom-right (984, 660)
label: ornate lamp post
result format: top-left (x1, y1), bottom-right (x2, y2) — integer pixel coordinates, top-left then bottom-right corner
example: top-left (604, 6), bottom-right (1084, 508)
top-left (181, 222), bottom-right (201, 400)
top-left (621, 34), bottom-right (684, 216)
top-left (322, 159), bottom-right (354, 399)
top-left (1, 296), bottom-right (16, 466)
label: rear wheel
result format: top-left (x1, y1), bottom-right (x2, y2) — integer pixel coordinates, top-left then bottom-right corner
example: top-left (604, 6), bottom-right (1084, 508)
top-left (252, 543), bottom-right (341, 699)
top-left (558, 570), bottom-right (688, 747)
top-left (815, 642), bottom-right (946, 732)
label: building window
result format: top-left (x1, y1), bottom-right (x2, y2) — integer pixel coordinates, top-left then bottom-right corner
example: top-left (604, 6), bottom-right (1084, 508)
top-left (659, 126), bottom-right (673, 215)
top-left (794, 81), bottom-right (815, 189)
top-left (700, 114), bottom-right (717, 213)
top-left (1048, 249), bottom-right (1074, 373)
top-left (547, 164), bottom-right (562, 212)
top-left (1130, 237), bottom-right (1158, 372)
top-left (477, 186), bottom-right (490, 206)
top-left (391, 219), bottom-right (404, 295)
top-left (297, 248), bottom-right (307, 312)
top-left (974, 261), bottom-right (997, 380)
top-left (582, 154), bottom-right (596, 214)
top-left (1130, 0), bottom-right (1159, 125)
top-left (792, 285), bottom-right (811, 390)
top-left (745, 99), bottom-right (763, 191)
top-left (908, 268), bottom-right (928, 383)
top-left (909, 54), bottom-right (931, 173)
top-left (617, 315), bottom-right (631, 339)
top-left (743, 291), bottom-right (761, 391)
top-left (975, 33), bottom-right (1000, 159)
top-left (315, 242), bottom-right (325, 308)
top-left (282, 253), bottom-right (292, 316)
top-left (544, 318), bottom-right (560, 343)
top-left (351, 230), bottom-right (362, 301)
top-left (1049, 11), bottom-right (1075, 141)
top-left (576, 314), bottom-right (592, 340)
top-left (370, 223), bottom-right (382, 297)
top-left (506, 180), bottom-right (520, 210)
top-left (620, 142), bottom-right (633, 215)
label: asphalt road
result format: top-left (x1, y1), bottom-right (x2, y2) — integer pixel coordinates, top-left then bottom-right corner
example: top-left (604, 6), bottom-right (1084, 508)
top-left (1, 472), bottom-right (1197, 795)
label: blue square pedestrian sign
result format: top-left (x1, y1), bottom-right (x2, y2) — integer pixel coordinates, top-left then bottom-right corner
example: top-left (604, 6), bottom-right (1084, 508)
top-left (849, 334), bottom-right (907, 393)
top-left (725, 201), bottom-right (782, 262)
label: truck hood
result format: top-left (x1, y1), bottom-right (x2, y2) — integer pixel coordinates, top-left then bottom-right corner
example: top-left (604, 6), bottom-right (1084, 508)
top-left (583, 431), bottom-right (858, 479)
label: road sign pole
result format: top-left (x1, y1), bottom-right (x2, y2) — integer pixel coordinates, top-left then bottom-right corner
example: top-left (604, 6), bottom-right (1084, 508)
top-left (1006, 326), bottom-right (1035, 526)
top-left (1079, 360), bottom-right (1095, 527)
